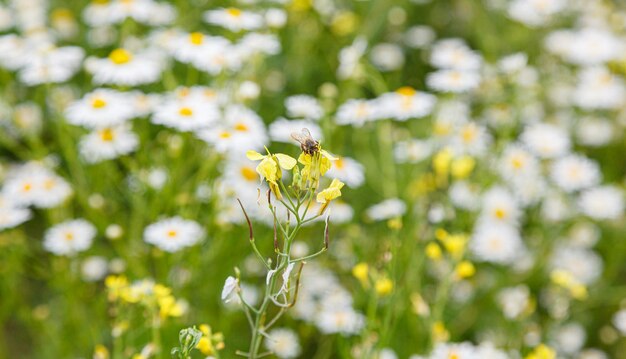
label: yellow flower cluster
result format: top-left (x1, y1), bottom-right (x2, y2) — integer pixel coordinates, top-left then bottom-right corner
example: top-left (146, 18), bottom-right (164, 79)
top-left (105, 275), bottom-right (186, 318)
top-left (196, 324), bottom-right (225, 356)
top-left (550, 270), bottom-right (588, 300)
top-left (351, 262), bottom-right (393, 296)
top-left (246, 149), bottom-right (296, 200)
top-left (247, 140), bottom-right (344, 209)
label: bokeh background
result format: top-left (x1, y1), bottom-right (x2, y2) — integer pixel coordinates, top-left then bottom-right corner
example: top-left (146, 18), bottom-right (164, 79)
top-left (1, 0), bottom-right (626, 358)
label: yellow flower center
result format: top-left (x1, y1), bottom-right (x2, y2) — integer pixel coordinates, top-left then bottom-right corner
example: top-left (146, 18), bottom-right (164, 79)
top-left (494, 208), bottom-right (506, 219)
top-left (109, 48), bottom-right (133, 65)
top-left (234, 122), bottom-right (248, 131)
top-left (189, 32), bottom-right (204, 45)
top-left (450, 71), bottom-right (462, 83)
top-left (461, 125), bottom-right (477, 143)
top-left (227, 8), bottom-right (242, 17)
top-left (91, 97), bottom-right (107, 109)
top-left (511, 156), bottom-right (524, 169)
top-left (64, 232), bottom-right (74, 241)
top-left (335, 158), bottom-right (345, 169)
top-left (448, 352), bottom-right (459, 359)
top-left (178, 107), bottom-right (193, 116)
top-left (220, 131), bottom-right (232, 139)
top-left (44, 179), bottom-right (55, 190)
top-left (240, 167), bottom-right (257, 181)
top-left (396, 86), bottom-right (416, 96)
top-left (22, 183), bottom-right (32, 192)
top-left (167, 230), bottom-right (177, 238)
top-left (99, 128), bottom-right (115, 142)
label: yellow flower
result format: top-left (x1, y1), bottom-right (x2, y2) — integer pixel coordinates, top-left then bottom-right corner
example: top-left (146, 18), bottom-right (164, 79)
top-left (525, 344), bottom-right (556, 359)
top-left (455, 261), bottom-right (475, 279)
top-left (247, 149), bottom-right (297, 200)
top-left (551, 270), bottom-right (588, 300)
top-left (316, 178), bottom-right (344, 214)
top-left (298, 150), bottom-right (336, 189)
top-left (352, 263), bottom-right (369, 287)
top-left (451, 156), bottom-right (475, 179)
top-left (425, 243), bottom-right (442, 260)
top-left (375, 277), bottom-right (393, 296)
top-left (431, 321), bottom-right (449, 342)
top-left (105, 275), bottom-right (128, 302)
top-left (94, 344), bottom-right (109, 359)
top-left (440, 233), bottom-right (468, 260)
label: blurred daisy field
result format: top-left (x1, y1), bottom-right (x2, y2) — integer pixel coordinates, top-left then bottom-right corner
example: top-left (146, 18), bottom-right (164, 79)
top-left (2, 0), bottom-right (626, 358)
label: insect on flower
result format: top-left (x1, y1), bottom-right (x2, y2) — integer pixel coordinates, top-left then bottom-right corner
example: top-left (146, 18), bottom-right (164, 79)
top-left (291, 128), bottom-right (320, 156)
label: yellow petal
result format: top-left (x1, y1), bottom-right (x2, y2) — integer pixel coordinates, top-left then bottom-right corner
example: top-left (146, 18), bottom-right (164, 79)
top-left (246, 150), bottom-right (265, 161)
top-left (274, 153), bottom-right (297, 170)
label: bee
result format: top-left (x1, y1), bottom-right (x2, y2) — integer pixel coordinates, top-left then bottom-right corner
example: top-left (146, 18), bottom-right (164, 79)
top-left (291, 128), bottom-right (320, 155)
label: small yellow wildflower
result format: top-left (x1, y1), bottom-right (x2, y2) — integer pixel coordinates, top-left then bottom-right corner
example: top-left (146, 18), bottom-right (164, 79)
top-left (525, 344), bottom-right (556, 359)
top-left (455, 261), bottom-right (476, 279)
top-left (352, 263), bottom-right (369, 287)
top-left (431, 321), bottom-right (449, 342)
top-left (316, 178), bottom-right (345, 214)
top-left (551, 270), bottom-right (588, 300)
top-left (246, 149), bottom-right (297, 200)
top-left (451, 156), bottom-right (475, 179)
top-left (375, 277), bottom-right (393, 296)
top-left (94, 344), bottom-right (109, 359)
top-left (425, 243), bottom-right (442, 260)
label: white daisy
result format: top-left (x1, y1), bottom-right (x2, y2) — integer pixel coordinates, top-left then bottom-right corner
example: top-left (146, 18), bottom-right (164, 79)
top-left (366, 198), bottom-right (407, 221)
top-left (43, 219), bottom-right (97, 256)
top-left (65, 89), bottom-right (136, 129)
top-left (203, 8), bottom-right (264, 32)
top-left (285, 95), bottom-right (323, 121)
top-left (430, 342), bottom-right (478, 359)
top-left (573, 66), bottom-right (626, 110)
top-left (430, 38), bottom-right (482, 70)
top-left (550, 154), bottom-right (601, 193)
top-left (449, 122), bottom-right (491, 156)
top-left (316, 307), bottom-right (365, 335)
top-left (479, 187), bottom-right (521, 227)
top-left (498, 285), bottom-right (531, 319)
top-left (498, 144), bottom-right (540, 181)
top-left (337, 37), bottom-right (367, 80)
top-left (578, 186), bottom-right (624, 220)
top-left (335, 99), bottom-right (379, 127)
top-left (394, 139), bottom-right (433, 163)
top-left (85, 48), bottom-right (164, 86)
top-left (470, 223), bottom-right (525, 265)
top-left (151, 94), bottom-right (220, 132)
top-left (143, 216), bottom-right (205, 252)
top-left (265, 328), bottom-right (301, 359)
top-left (370, 43), bottom-right (405, 72)
top-left (2, 164), bottom-right (72, 209)
top-left (520, 122), bottom-right (570, 159)
top-left (377, 87), bottom-right (436, 121)
top-left (79, 125), bottom-right (139, 164)
top-left (0, 195), bottom-right (32, 230)
top-left (508, 0), bottom-right (566, 27)
top-left (426, 69), bottom-right (481, 93)
top-left (268, 118), bottom-right (323, 143)
top-left (196, 104), bottom-right (268, 153)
